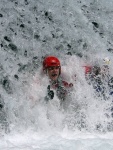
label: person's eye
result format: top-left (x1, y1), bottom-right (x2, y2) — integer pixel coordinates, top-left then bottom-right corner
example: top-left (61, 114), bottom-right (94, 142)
top-left (49, 67), bottom-right (54, 70)
top-left (56, 66), bottom-right (60, 69)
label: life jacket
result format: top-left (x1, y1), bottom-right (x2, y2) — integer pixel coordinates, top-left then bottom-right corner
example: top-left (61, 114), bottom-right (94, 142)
top-left (50, 79), bottom-right (73, 100)
top-left (50, 80), bottom-right (73, 89)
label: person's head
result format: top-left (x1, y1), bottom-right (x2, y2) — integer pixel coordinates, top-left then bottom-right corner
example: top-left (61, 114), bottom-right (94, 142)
top-left (103, 57), bottom-right (110, 65)
top-left (43, 56), bottom-right (61, 81)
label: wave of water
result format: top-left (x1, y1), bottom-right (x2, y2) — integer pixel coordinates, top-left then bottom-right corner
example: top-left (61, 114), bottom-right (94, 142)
top-left (0, 0), bottom-right (113, 149)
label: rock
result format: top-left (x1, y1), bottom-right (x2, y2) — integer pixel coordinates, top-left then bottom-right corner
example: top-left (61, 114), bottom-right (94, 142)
top-left (8, 43), bottom-right (18, 52)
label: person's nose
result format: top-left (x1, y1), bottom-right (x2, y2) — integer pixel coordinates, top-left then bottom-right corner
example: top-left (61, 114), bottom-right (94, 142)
top-left (53, 68), bottom-right (57, 72)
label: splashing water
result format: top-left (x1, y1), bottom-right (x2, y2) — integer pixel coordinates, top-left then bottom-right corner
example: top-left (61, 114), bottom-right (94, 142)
top-left (0, 0), bottom-right (113, 149)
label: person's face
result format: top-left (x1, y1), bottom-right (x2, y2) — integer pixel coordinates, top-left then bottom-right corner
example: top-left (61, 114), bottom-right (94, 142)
top-left (47, 66), bottom-right (60, 81)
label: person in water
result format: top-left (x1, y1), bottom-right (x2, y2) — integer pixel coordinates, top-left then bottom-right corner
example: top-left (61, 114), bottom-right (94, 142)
top-left (42, 56), bottom-right (73, 102)
top-left (84, 57), bottom-right (113, 117)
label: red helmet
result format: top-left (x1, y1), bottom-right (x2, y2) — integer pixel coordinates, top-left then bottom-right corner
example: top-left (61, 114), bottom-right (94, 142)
top-left (43, 56), bottom-right (61, 73)
top-left (83, 66), bottom-right (92, 74)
